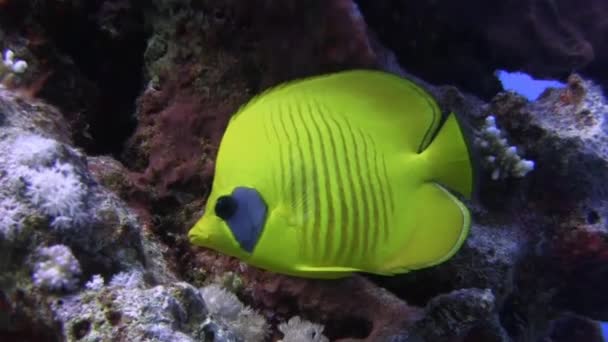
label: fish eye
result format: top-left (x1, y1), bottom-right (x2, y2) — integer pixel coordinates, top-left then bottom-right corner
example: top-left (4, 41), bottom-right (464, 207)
top-left (215, 195), bottom-right (238, 220)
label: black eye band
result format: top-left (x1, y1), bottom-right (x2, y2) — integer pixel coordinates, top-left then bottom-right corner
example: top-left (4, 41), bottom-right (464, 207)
top-left (214, 187), bottom-right (268, 253)
top-left (215, 195), bottom-right (238, 220)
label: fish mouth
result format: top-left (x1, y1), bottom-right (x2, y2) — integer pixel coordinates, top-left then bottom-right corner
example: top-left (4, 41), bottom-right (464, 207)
top-left (187, 219), bottom-right (252, 262)
top-left (187, 226), bottom-right (208, 246)
top-left (187, 212), bottom-right (216, 247)
top-left (187, 187), bottom-right (268, 257)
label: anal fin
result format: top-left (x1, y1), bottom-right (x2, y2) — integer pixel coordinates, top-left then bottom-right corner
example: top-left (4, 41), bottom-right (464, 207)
top-left (291, 265), bottom-right (362, 279)
top-left (382, 183), bottom-right (471, 273)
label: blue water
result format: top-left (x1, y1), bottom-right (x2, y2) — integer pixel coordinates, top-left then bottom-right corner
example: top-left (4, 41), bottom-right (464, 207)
top-left (496, 70), bottom-right (565, 101)
top-left (497, 69), bottom-right (607, 342)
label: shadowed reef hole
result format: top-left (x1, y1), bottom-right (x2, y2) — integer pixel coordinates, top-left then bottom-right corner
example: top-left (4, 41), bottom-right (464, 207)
top-left (39, 2), bottom-right (149, 157)
top-left (71, 320), bottom-right (91, 340)
top-left (324, 315), bottom-right (373, 340)
top-left (366, 270), bottom-right (455, 307)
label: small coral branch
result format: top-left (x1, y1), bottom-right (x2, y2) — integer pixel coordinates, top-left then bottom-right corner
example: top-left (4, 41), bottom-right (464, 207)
top-left (475, 115), bottom-right (535, 180)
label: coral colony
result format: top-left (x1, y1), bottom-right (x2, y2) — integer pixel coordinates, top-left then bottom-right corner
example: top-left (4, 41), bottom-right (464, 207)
top-left (0, 1), bottom-right (606, 341)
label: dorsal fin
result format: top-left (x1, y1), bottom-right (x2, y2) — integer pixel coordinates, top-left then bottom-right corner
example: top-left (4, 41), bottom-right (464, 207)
top-left (232, 69), bottom-right (442, 154)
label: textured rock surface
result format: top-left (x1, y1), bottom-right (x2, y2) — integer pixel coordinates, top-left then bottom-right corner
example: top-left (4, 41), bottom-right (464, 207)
top-left (0, 86), bottom-right (171, 340)
top-left (0, 87), bottom-right (272, 342)
top-left (407, 288), bottom-right (508, 341)
top-left (487, 78), bottom-right (608, 322)
top-left (0, 1), bottom-right (607, 341)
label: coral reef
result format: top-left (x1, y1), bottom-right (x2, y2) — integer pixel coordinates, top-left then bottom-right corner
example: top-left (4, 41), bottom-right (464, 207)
top-left (0, 85), bottom-right (174, 340)
top-left (0, 1), bottom-right (606, 341)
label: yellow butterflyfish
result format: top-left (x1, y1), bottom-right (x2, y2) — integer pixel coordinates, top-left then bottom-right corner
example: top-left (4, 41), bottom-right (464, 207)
top-left (188, 69), bottom-right (474, 279)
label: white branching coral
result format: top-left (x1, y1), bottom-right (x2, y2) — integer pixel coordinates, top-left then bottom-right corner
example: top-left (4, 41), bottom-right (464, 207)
top-left (32, 244), bottom-right (82, 292)
top-left (475, 115), bottom-right (535, 180)
top-left (200, 284), bottom-right (268, 342)
top-left (278, 316), bottom-right (329, 342)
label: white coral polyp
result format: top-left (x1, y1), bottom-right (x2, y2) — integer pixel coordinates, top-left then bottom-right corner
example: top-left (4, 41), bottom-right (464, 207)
top-left (109, 270), bottom-right (145, 289)
top-left (24, 161), bottom-right (87, 227)
top-left (200, 285), bottom-right (268, 341)
top-left (200, 284), bottom-right (244, 320)
top-left (33, 244), bottom-right (82, 292)
top-left (0, 197), bottom-right (26, 240)
top-left (85, 274), bottom-right (105, 291)
top-left (10, 134), bottom-right (61, 167)
top-left (278, 316), bottom-right (329, 342)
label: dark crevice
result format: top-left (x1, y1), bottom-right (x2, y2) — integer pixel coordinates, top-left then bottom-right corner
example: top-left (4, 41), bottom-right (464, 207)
top-left (324, 316), bottom-right (373, 340)
top-left (71, 320), bottom-right (91, 340)
top-left (354, 0), bottom-right (504, 100)
top-left (366, 270), bottom-right (454, 307)
top-left (0, 290), bottom-right (62, 342)
top-left (461, 321), bottom-right (508, 342)
top-left (586, 210), bottom-right (600, 224)
top-left (32, 1), bottom-right (149, 158)
top-left (150, 196), bottom-right (183, 245)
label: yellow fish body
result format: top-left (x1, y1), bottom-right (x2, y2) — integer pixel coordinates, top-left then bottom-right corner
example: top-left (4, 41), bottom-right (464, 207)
top-left (188, 69), bottom-right (474, 279)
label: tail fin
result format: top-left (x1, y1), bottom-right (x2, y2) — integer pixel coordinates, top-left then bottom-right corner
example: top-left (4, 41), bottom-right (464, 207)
top-left (421, 112), bottom-right (475, 199)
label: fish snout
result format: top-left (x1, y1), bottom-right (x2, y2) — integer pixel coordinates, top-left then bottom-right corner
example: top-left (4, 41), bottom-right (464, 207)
top-left (187, 226), bottom-right (206, 245)
top-left (187, 215), bottom-right (213, 246)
